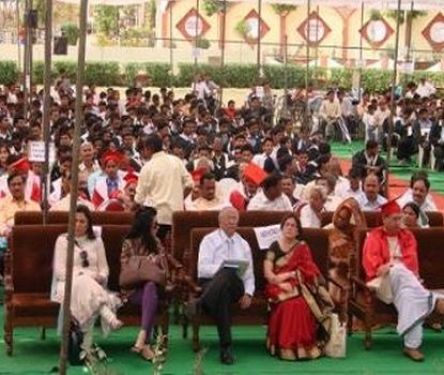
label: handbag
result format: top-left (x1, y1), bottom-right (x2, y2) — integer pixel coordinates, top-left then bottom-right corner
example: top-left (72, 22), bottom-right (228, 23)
top-left (119, 255), bottom-right (167, 289)
top-left (68, 318), bottom-right (84, 366)
top-left (325, 313), bottom-right (347, 358)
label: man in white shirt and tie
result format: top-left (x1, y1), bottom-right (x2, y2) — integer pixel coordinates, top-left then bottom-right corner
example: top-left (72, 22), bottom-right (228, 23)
top-left (196, 207), bottom-right (255, 365)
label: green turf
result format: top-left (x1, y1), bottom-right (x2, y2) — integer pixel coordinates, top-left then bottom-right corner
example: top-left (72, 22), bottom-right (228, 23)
top-left (2, 300), bottom-right (444, 375)
top-left (331, 142), bottom-right (444, 195)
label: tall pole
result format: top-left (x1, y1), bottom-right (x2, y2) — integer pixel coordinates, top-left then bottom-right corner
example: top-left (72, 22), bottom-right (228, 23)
top-left (29, 0), bottom-right (33, 102)
top-left (387, 0), bottom-right (402, 170)
top-left (357, 1), bottom-right (364, 102)
top-left (220, 0), bottom-right (227, 105)
top-left (304, 0), bottom-right (311, 129)
top-left (169, 1), bottom-right (173, 88)
top-left (256, 0), bottom-right (262, 81)
top-left (314, 5), bottom-right (319, 89)
top-left (192, 0), bottom-right (200, 92)
top-left (16, 0), bottom-right (21, 70)
top-left (283, 34), bottom-right (288, 116)
top-left (42, 0), bottom-right (53, 224)
top-left (23, 0), bottom-right (30, 118)
top-left (406, 0), bottom-right (414, 63)
top-left (58, 0), bottom-right (88, 373)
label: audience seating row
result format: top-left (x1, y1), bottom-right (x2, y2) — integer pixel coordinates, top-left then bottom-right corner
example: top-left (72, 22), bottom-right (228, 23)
top-left (349, 227), bottom-right (444, 349)
top-left (3, 224), bottom-right (174, 356)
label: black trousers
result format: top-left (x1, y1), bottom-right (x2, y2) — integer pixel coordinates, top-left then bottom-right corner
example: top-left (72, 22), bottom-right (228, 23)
top-left (199, 268), bottom-right (244, 348)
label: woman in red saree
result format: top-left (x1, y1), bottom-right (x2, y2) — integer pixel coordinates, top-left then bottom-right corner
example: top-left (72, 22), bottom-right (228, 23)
top-left (264, 214), bottom-right (334, 360)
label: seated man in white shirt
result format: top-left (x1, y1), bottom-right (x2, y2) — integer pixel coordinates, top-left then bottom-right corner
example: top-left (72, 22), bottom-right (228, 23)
top-left (186, 172), bottom-right (230, 211)
top-left (299, 185), bottom-right (327, 228)
top-left (247, 174), bottom-right (292, 211)
top-left (397, 173), bottom-right (437, 226)
top-left (357, 174), bottom-right (387, 211)
top-left (195, 207), bottom-right (255, 365)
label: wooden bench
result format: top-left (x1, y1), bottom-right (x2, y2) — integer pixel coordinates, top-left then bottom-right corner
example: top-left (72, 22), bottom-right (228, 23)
top-left (14, 211), bottom-right (135, 226)
top-left (349, 227), bottom-right (444, 349)
top-left (3, 224), bottom-right (175, 355)
top-left (185, 226), bottom-right (344, 351)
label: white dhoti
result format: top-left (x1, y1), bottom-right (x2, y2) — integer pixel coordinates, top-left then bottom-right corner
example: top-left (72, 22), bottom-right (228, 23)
top-left (388, 264), bottom-right (440, 349)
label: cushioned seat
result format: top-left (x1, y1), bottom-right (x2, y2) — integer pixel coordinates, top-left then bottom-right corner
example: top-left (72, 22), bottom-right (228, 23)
top-left (11, 293), bottom-right (59, 318)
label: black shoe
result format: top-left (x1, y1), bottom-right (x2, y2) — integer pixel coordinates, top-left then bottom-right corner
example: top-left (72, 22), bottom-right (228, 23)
top-left (220, 346), bottom-right (234, 365)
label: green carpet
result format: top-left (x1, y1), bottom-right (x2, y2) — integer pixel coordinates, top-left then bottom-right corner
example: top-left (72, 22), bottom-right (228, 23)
top-left (2, 306), bottom-right (444, 374)
top-left (331, 142), bottom-right (444, 195)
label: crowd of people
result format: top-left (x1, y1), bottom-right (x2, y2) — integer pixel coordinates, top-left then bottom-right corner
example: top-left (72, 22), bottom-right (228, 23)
top-left (0, 73), bottom-right (443, 364)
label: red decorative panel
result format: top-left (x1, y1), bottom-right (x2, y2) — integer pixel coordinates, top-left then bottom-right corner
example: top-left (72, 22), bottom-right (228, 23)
top-left (297, 11), bottom-right (331, 47)
top-left (360, 17), bottom-right (394, 49)
top-left (241, 9), bottom-right (270, 45)
top-left (176, 8), bottom-right (210, 41)
top-left (422, 13), bottom-right (444, 52)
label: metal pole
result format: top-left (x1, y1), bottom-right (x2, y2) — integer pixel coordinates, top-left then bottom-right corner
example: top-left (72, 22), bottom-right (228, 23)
top-left (314, 5), bottom-right (319, 89)
top-left (357, 1), bottom-right (364, 102)
top-left (192, 0), bottom-right (200, 92)
top-left (256, 0), bottom-right (262, 80)
top-left (169, 1), bottom-right (173, 88)
top-left (29, 0), bottom-right (33, 103)
top-left (58, 0), bottom-right (88, 373)
top-left (42, 0), bottom-right (52, 224)
top-left (16, 0), bottom-right (21, 70)
top-left (387, 0), bottom-right (402, 169)
top-left (220, 0), bottom-right (227, 105)
top-left (406, 0), bottom-right (414, 63)
top-left (304, 0), bottom-right (311, 129)
top-left (283, 33), bottom-right (288, 116)
top-left (23, 0), bottom-right (30, 118)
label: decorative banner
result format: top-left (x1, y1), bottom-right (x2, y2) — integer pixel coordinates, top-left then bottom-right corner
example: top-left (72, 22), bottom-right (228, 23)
top-left (176, 8), bottom-right (210, 41)
top-left (241, 9), bottom-right (270, 45)
top-left (422, 13), bottom-right (444, 51)
top-left (360, 17), bottom-right (394, 49)
top-left (253, 224), bottom-right (281, 250)
top-left (297, 11), bottom-right (331, 46)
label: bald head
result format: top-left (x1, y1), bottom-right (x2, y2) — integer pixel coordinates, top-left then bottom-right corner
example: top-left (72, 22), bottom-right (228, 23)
top-left (218, 207), bottom-right (239, 237)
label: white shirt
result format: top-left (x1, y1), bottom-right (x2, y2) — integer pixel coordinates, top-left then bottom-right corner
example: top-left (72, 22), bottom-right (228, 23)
top-left (416, 82), bottom-right (436, 98)
top-left (397, 189), bottom-right (438, 212)
top-left (357, 194), bottom-right (387, 211)
top-left (192, 81), bottom-right (211, 100)
top-left (247, 190), bottom-right (293, 211)
top-left (299, 204), bottom-right (322, 228)
top-left (134, 151), bottom-right (194, 225)
top-left (198, 229), bottom-right (255, 296)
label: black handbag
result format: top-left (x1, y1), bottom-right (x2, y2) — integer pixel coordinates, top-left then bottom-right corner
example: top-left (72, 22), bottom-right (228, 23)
top-left (68, 318), bottom-right (84, 366)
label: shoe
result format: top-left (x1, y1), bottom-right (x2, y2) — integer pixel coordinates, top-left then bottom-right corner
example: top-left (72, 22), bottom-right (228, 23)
top-left (131, 345), bottom-right (154, 361)
top-left (220, 346), bottom-right (234, 365)
top-left (403, 347), bottom-right (424, 362)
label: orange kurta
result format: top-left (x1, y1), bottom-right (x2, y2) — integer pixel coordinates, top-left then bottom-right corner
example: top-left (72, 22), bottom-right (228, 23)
top-left (362, 227), bottom-right (418, 281)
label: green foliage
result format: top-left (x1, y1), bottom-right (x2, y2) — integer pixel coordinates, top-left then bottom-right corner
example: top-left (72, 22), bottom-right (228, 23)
top-left (124, 63), bottom-right (171, 87)
top-left (120, 28), bottom-right (148, 47)
top-left (32, 61), bottom-right (45, 85)
top-left (94, 5), bottom-right (119, 37)
top-left (271, 4), bottom-right (297, 16)
top-left (369, 10), bottom-right (382, 21)
top-left (330, 68), bottom-right (353, 90)
top-left (61, 22), bottom-right (80, 46)
top-left (385, 10), bottom-right (427, 24)
top-left (196, 38), bottom-right (211, 49)
top-left (235, 19), bottom-right (250, 39)
top-left (202, 0), bottom-right (225, 17)
top-left (0, 61), bottom-right (19, 86)
top-left (85, 62), bottom-right (121, 86)
top-left (360, 69), bottom-right (393, 93)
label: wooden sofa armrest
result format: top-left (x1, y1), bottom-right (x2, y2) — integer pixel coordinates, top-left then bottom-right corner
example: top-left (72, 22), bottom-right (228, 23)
top-left (326, 276), bottom-right (350, 291)
top-left (350, 276), bottom-right (372, 292)
top-left (166, 254), bottom-right (183, 270)
top-left (181, 274), bottom-right (202, 296)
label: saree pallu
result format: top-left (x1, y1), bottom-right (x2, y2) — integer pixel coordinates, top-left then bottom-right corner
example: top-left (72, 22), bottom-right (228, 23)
top-left (265, 242), bottom-right (334, 360)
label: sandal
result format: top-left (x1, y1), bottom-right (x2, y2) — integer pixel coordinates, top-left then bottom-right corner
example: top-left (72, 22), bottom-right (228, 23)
top-left (131, 345), bottom-right (154, 361)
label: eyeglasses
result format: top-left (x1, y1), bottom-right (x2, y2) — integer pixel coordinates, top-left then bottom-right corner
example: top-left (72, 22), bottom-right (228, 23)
top-left (80, 250), bottom-right (89, 268)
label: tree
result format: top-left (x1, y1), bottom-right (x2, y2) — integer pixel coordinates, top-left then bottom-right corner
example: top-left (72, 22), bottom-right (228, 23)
top-left (271, 4), bottom-right (297, 57)
top-left (94, 5), bottom-right (120, 37)
top-left (202, 0), bottom-right (225, 17)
